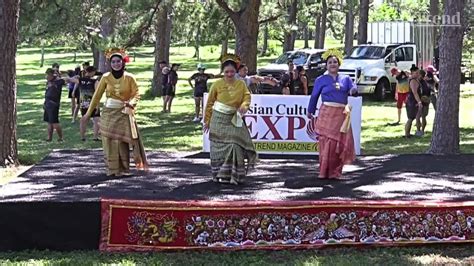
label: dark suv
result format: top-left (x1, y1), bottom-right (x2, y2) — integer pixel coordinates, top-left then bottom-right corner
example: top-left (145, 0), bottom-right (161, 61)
top-left (257, 48), bottom-right (327, 94)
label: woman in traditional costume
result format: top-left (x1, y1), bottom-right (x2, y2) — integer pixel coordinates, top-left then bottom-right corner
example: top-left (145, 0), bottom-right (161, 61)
top-left (80, 48), bottom-right (148, 176)
top-left (203, 54), bottom-right (257, 185)
top-left (307, 49), bottom-right (357, 179)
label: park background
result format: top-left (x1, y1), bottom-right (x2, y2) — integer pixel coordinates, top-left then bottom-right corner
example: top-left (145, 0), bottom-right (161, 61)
top-left (1, 0), bottom-right (474, 264)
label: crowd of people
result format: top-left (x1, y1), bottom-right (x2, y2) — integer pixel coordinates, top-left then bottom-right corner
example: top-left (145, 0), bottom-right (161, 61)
top-left (41, 47), bottom-right (440, 183)
top-left (390, 64), bottom-right (439, 138)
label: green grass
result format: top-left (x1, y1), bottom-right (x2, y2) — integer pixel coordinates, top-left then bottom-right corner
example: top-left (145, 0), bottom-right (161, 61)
top-left (15, 44), bottom-right (474, 166)
top-left (7, 41), bottom-right (474, 266)
top-left (0, 245), bottom-right (473, 265)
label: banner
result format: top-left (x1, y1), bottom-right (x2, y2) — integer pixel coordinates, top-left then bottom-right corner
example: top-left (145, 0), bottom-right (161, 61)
top-left (203, 95), bottom-right (362, 155)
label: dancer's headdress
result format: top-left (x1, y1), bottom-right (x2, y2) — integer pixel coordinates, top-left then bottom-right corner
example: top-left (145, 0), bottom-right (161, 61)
top-left (219, 53), bottom-right (241, 68)
top-left (105, 48), bottom-right (130, 63)
top-left (322, 48), bottom-right (344, 65)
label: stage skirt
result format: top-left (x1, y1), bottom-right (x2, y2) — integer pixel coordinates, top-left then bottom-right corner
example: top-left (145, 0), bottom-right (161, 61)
top-left (100, 106), bottom-right (148, 176)
top-left (315, 103), bottom-right (355, 179)
top-left (209, 109), bottom-right (257, 184)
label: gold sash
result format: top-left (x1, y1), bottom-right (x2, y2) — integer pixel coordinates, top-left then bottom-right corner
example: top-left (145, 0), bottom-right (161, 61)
top-left (105, 98), bottom-right (138, 139)
top-left (213, 101), bottom-right (243, 127)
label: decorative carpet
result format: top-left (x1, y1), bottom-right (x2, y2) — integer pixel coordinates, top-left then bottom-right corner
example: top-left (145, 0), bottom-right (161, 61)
top-left (100, 199), bottom-right (474, 251)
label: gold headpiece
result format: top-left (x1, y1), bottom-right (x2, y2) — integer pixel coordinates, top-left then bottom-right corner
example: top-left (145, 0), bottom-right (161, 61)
top-left (322, 48), bottom-right (344, 64)
top-left (219, 53), bottom-right (241, 67)
top-left (105, 48), bottom-right (127, 60)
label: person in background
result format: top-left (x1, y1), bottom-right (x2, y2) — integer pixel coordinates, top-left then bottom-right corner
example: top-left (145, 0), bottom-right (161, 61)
top-left (164, 63), bottom-right (180, 113)
top-left (43, 68), bottom-right (74, 142)
top-left (188, 64), bottom-right (220, 122)
top-left (405, 65), bottom-right (423, 138)
top-left (73, 66), bottom-right (101, 141)
top-left (389, 68), bottom-right (410, 126)
top-left (426, 65), bottom-right (439, 111)
top-left (286, 60), bottom-right (297, 95)
top-left (203, 54), bottom-right (257, 185)
top-left (307, 49), bottom-right (357, 180)
top-left (235, 64), bottom-right (277, 93)
top-left (52, 62), bottom-right (62, 77)
top-left (417, 69), bottom-right (431, 136)
top-left (80, 49), bottom-right (148, 176)
top-left (294, 65), bottom-right (309, 95)
top-left (67, 69), bottom-right (79, 123)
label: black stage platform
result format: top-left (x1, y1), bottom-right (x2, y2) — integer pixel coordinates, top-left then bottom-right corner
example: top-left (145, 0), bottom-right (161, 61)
top-left (0, 150), bottom-right (473, 251)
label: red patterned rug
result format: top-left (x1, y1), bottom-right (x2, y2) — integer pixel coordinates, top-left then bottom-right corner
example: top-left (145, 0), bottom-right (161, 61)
top-left (100, 199), bottom-right (474, 251)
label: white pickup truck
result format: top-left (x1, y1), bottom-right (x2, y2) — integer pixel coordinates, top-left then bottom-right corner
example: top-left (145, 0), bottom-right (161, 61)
top-left (339, 22), bottom-right (434, 100)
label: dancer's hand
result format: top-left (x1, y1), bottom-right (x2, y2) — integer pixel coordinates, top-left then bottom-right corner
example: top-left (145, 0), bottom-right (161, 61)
top-left (203, 124), bottom-right (210, 133)
top-left (238, 107), bottom-right (247, 115)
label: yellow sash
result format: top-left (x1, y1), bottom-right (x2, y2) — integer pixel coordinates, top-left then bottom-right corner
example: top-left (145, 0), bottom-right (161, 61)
top-left (105, 98), bottom-right (138, 139)
top-left (213, 101), bottom-right (243, 127)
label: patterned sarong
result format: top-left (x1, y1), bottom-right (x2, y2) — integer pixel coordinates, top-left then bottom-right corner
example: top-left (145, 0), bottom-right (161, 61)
top-left (315, 103), bottom-right (355, 179)
top-left (100, 106), bottom-right (148, 176)
top-left (209, 109), bottom-right (257, 184)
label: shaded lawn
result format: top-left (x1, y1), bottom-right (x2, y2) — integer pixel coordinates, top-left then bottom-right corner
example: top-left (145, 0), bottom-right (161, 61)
top-left (15, 45), bottom-right (474, 166)
top-left (0, 245), bottom-right (474, 265)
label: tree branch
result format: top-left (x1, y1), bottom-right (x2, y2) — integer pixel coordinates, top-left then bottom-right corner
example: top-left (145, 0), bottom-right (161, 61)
top-left (123, 0), bottom-right (162, 48)
top-left (259, 13), bottom-right (284, 24)
top-left (216, 0), bottom-right (239, 22)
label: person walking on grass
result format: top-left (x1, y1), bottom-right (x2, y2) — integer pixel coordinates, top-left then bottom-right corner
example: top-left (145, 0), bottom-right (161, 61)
top-left (389, 68), bottom-right (410, 126)
top-left (72, 66), bottom-right (101, 141)
top-left (417, 70), bottom-right (432, 136)
top-left (188, 64), bottom-right (220, 122)
top-left (404, 65), bottom-right (423, 138)
top-left (426, 65), bottom-right (439, 111)
top-left (161, 63), bottom-right (179, 113)
top-left (43, 68), bottom-right (75, 142)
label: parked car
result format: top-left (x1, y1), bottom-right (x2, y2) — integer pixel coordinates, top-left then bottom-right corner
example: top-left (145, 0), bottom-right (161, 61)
top-left (257, 48), bottom-right (327, 94)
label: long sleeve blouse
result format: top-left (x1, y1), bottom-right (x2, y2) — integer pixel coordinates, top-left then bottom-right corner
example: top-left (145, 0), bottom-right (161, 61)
top-left (307, 74), bottom-right (356, 115)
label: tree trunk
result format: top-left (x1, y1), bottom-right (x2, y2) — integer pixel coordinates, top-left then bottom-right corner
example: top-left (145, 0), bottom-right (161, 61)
top-left (91, 42), bottom-right (100, 69)
top-left (260, 23), bottom-right (269, 56)
top-left (318, 0), bottom-right (328, 49)
top-left (40, 45), bottom-right (45, 67)
top-left (429, 0), bottom-right (439, 57)
top-left (0, 0), bottom-right (20, 167)
top-left (221, 28), bottom-right (229, 57)
top-left (152, 3), bottom-right (172, 97)
top-left (344, 1), bottom-right (355, 55)
top-left (217, 0), bottom-right (261, 74)
top-left (314, 13), bottom-right (321, 48)
top-left (98, 13), bottom-right (115, 73)
top-left (194, 25), bottom-right (200, 59)
top-left (303, 25), bottom-right (309, 48)
top-left (428, 0), bottom-right (466, 155)
top-left (283, 0), bottom-right (298, 52)
top-left (357, 0), bottom-right (369, 44)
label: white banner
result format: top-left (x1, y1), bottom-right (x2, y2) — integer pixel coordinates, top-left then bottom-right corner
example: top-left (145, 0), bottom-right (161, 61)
top-left (203, 94), bottom-right (362, 155)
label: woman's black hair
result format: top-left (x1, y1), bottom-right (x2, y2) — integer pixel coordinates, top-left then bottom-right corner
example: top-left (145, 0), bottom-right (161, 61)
top-left (238, 64), bottom-right (247, 71)
top-left (326, 55), bottom-right (341, 65)
top-left (296, 65), bottom-right (304, 72)
top-left (86, 66), bottom-right (97, 73)
top-left (419, 69), bottom-right (426, 78)
top-left (67, 70), bottom-right (75, 77)
top-left (410, 64), bottom-right (419, 72)
top-left (221, 60), bottom-right (238, 71)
